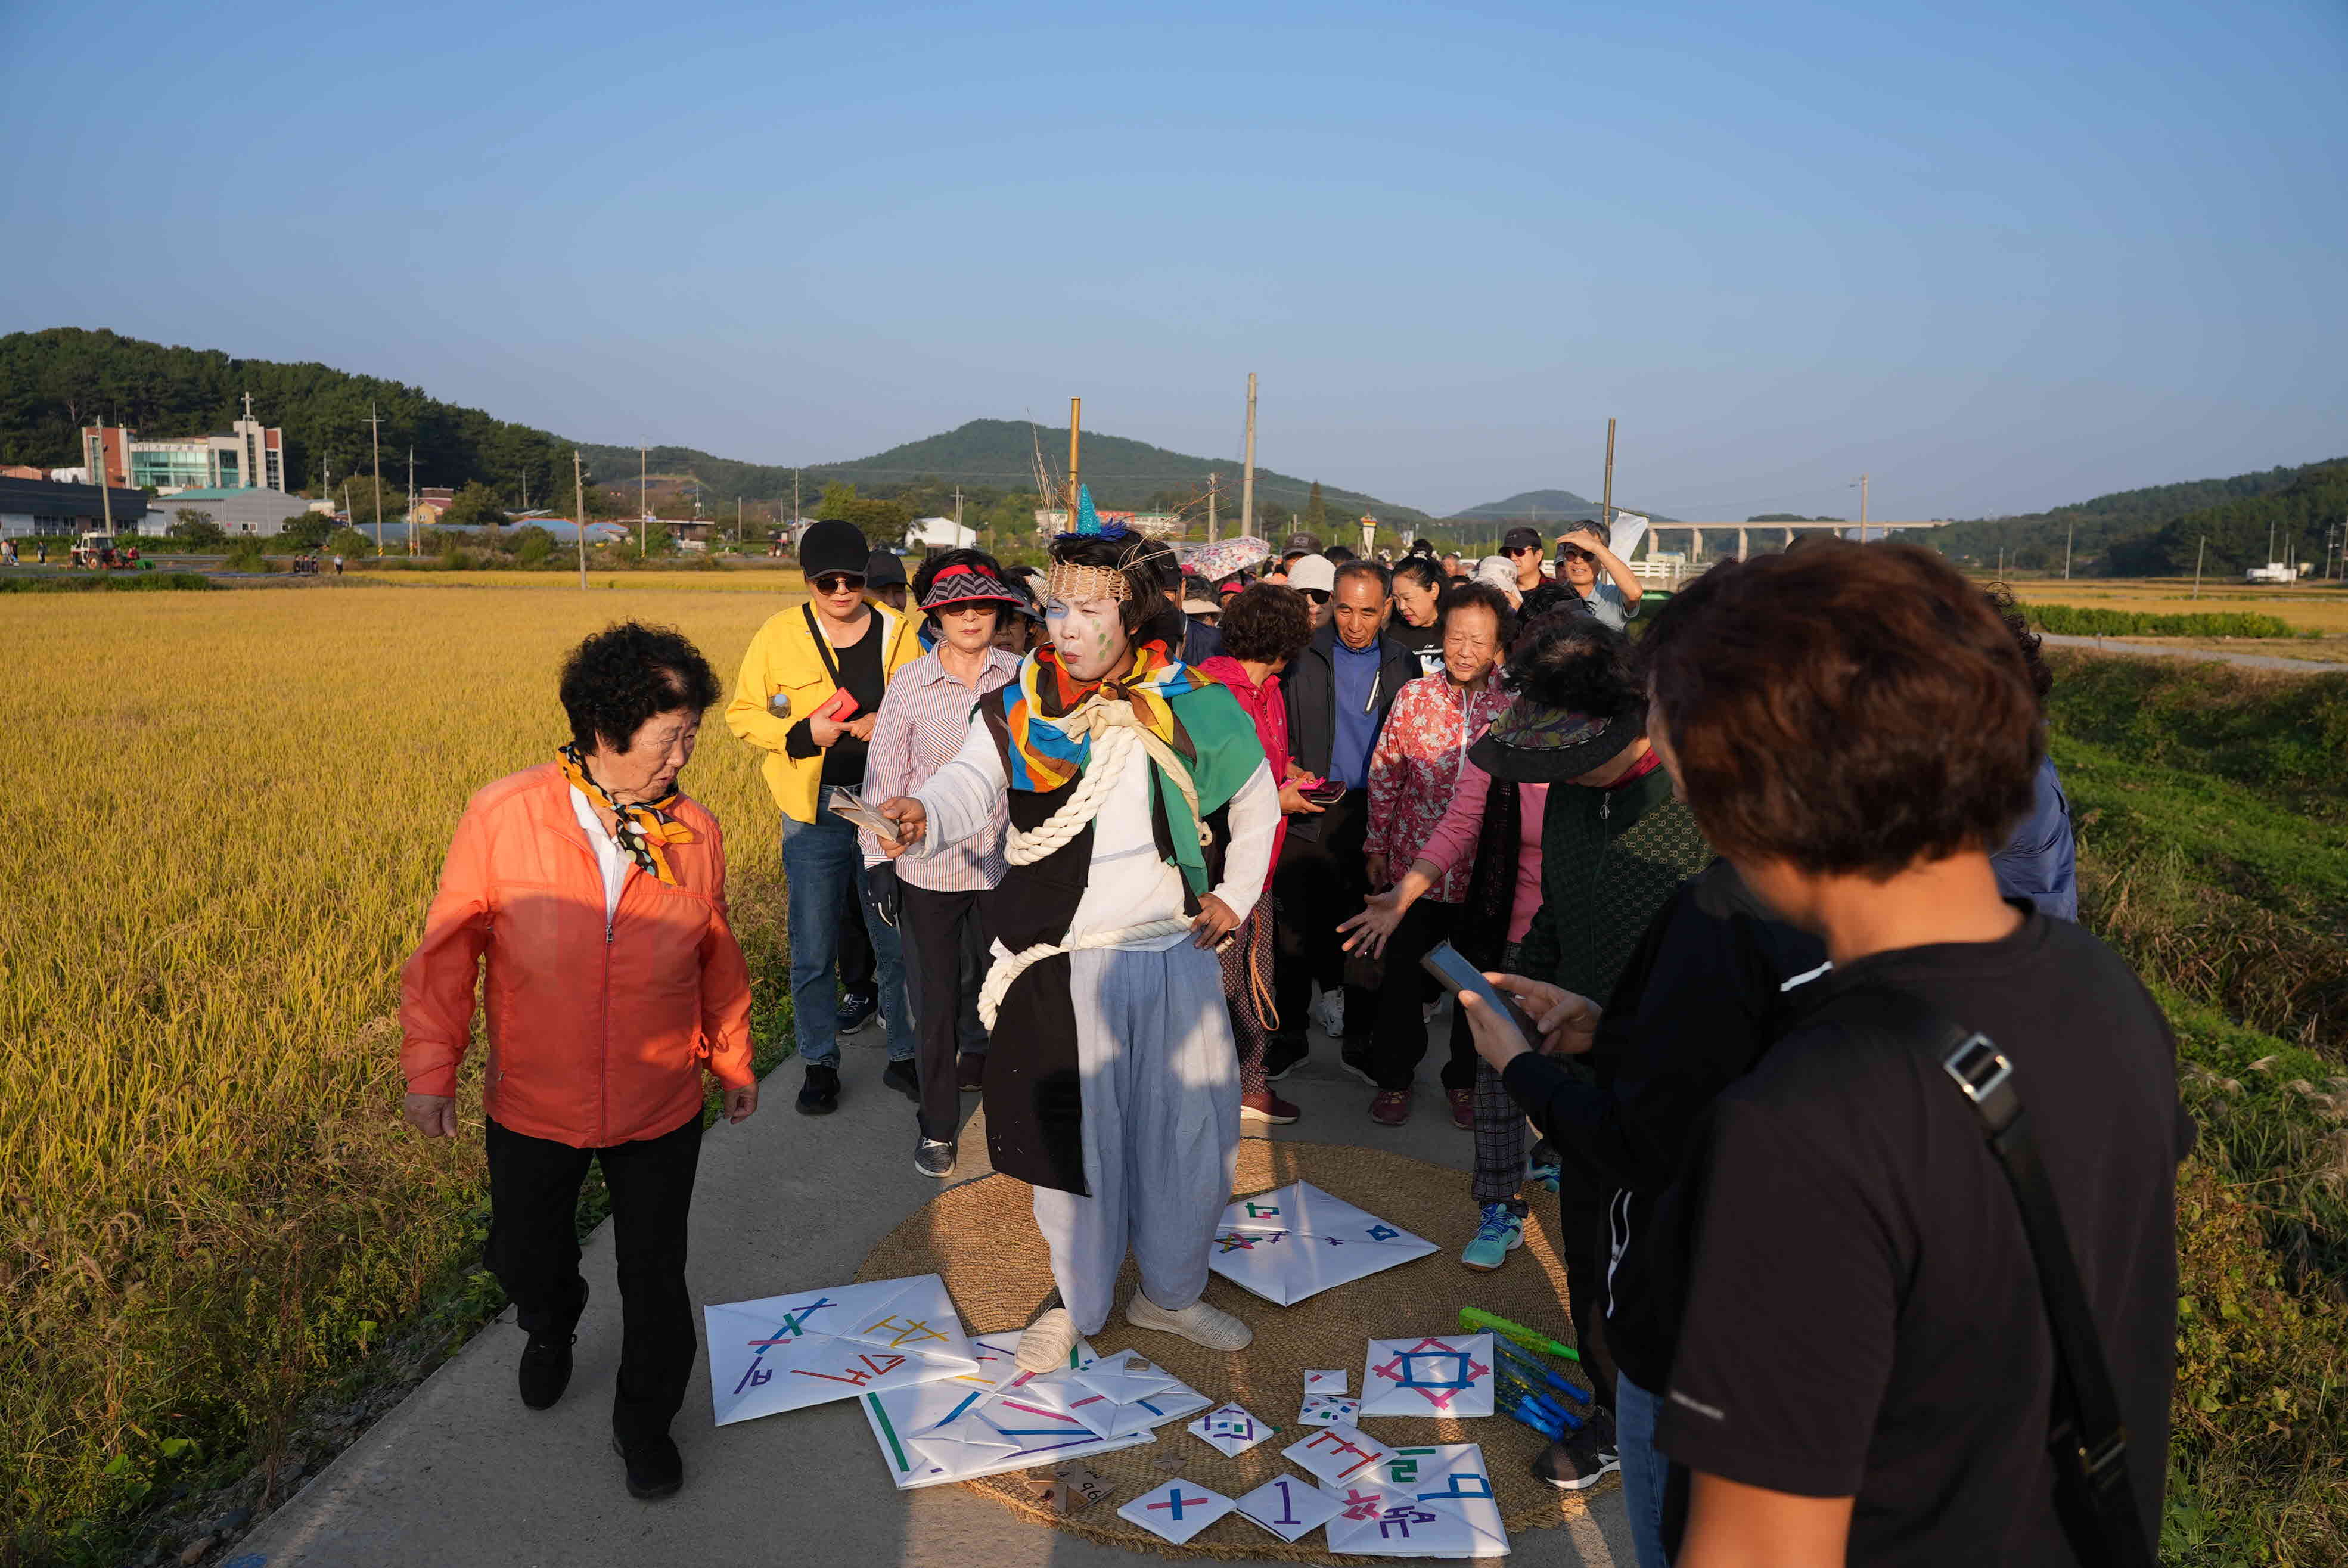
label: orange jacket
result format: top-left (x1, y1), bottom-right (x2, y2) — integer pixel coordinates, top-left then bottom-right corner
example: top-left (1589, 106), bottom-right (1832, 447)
top-left (399, 762), bottom-right (755, 1149)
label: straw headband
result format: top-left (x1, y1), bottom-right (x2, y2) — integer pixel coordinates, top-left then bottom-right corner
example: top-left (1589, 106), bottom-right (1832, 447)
top-left (918, 562), bottom-right (1023, 611)
top-left (1043, 562), bottom-right (1133, 604)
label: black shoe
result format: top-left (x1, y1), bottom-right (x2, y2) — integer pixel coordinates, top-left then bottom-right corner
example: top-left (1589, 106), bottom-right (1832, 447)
top-left (1263, 1037), bottom-right (1310, 1082)
top-left (1532, 1411), bottom-right (1621, 1491)
top-left (834, 990), bottom-right (878, 1033)
top-left (915, 1137), bottom-right (955, 1178)
top-left (1339, 1045), bottom-right (1378, 1088)
top-left (611, 1431), bottom-right (683, 1501)
top-left (796, 1063), bottom-right (840, 1115)
top-left (518, 1329), bottom-right (576, 1411)
top-left (881, 1058), bottom-right (921, 1103)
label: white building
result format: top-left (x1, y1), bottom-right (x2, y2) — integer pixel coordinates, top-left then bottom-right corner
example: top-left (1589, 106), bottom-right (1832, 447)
top-left (83, 393), bottom-right (287, 495)
top-left (906, 516), bottom-right (978, 551)
top-left (154, 488), bottom-right (310, 536)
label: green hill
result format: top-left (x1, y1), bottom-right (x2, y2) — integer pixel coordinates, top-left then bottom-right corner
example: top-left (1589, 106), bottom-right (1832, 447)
top-left (1929, 457), bottom-right (2346, 576)
top-left (580, 418), bottom-right (1433, 525)
top-left (0, 327), bottom-right (582, 510)
top-left (1449, 488), bottom-right (1600, 522)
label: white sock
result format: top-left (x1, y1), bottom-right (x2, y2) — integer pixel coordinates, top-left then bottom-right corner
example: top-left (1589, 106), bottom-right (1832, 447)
top-left (1124, 1292), bottom-right (1253, 1352)
top-left (1014, 1306), bottom-right (1081, 1373)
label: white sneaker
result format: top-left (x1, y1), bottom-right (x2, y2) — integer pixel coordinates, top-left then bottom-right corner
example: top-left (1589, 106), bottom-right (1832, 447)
top-left (1124, 1291), bottom-right (1253, 1352)
top-left (1311, 991), bottom-right (1346, 1039)
top-left (1014, 1307), bottom-right (1082, 1372)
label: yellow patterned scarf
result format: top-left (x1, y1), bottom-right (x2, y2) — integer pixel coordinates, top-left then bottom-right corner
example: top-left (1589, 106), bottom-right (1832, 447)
top-left (557, 743), bottom-right (696, 886)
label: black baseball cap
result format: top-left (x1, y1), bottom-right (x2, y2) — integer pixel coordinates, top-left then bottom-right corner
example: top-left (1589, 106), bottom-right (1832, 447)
top-left (1502, 526), bottom-right (1545, 552)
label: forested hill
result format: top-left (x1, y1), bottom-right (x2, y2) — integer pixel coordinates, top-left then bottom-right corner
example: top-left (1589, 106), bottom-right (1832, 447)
top-left (0, 328), bottom-right (579, 508)
top-left (1930, 457), bottom-right (2347, 576)
top-left (579, 420), bottom-right (1434, 524)
top-left (1449, 488), bottom-right (1600, 522)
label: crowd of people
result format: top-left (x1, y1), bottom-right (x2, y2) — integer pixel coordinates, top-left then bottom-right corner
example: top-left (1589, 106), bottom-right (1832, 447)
top-left (397, 514), bottom-right (2179, 1568)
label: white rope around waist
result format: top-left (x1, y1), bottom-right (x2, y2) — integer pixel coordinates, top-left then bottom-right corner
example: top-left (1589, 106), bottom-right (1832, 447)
top-left (976, 918), bottom-right (1196, 1032)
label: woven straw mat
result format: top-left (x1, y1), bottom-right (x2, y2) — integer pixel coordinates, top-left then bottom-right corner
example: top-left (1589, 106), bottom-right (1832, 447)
top-left (853, 1137), bottom-right (1602, 1561)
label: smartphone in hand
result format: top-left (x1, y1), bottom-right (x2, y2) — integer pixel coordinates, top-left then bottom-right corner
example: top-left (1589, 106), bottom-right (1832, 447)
top-left (1419, 942), bottom-right (1543, 1047)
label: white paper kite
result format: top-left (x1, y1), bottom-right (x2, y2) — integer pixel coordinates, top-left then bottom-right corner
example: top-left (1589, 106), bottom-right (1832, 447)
top-left (1360, 1333), bottom-right (1496, 1418)
top-left (1234, 1473), bottom-right (1344, 1543)
top-left (706, 1273), bottom-right (979, 1426)
top-left (1065, 1349), bottom-right (1213, 1437)
top-left (1305, 1368), bottom-right (1349, 1395)
top-left (1281, 1423), bottom-right (1397, 1488)
top-left (1118, 1479), bottom-right (1237, 1546)
top-left (1323, 1443), bottom-right (1510, 1558)
top-left (860, 1333), bottom-right (1154, 1490)
top-left (1300, 1392), bottom-right (1361, 1426)
top-left (1207, 1182), bottom-right (1437, 1305)
top-left (1187, 1402), bottom-right (1275, 1457)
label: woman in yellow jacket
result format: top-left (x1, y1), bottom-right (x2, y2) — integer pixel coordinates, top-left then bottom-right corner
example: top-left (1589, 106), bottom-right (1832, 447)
top-left (727, 518), bottom-right (926, 1113)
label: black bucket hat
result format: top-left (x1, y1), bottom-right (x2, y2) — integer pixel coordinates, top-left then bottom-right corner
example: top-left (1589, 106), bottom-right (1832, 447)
top-left (1468, 699), bottom-right (1645, 783)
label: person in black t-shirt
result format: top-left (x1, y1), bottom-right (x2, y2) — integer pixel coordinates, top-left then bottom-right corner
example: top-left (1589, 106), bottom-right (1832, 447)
top-left (1625, 542), bottom-right (2187, 1567)
top-left (1387, 556), bottom-right (1446, 676)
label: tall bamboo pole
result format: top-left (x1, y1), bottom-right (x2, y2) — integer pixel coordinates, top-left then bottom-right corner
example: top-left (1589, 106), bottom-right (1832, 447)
top-left (1067, 398), bottom-right (1082, 526)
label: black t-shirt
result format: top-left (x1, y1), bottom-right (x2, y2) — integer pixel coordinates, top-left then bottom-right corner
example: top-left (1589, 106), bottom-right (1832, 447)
top-left (1654, 909), bottom-right (2191, 1566)
top-left (1389, 617), bottom-right (1444, 678)
top-left (813, 614), bottom-right (886, 788)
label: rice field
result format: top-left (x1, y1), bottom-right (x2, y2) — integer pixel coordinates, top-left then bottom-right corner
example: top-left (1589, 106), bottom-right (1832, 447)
top-left (1, 586), bottom-right (803, 1549)
top-left (2009, 579), bottom-right (2348, 636)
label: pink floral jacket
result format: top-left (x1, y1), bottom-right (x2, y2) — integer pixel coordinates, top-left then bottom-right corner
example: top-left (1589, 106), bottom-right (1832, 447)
top-left (1362, 672), bottom-right (1513, 902)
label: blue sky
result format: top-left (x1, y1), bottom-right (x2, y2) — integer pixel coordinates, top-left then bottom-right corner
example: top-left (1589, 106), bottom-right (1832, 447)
top-left (3, 0), bottom-right (2341, 518)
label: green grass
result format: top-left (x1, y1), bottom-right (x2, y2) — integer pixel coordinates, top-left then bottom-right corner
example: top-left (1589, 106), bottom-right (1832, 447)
top-left (0, 572), bottom-right (216, 594)
top-left (2043, 652), bottom-right (2348, 1563)
top-left (2029, 603), bottom-right (2303, 639)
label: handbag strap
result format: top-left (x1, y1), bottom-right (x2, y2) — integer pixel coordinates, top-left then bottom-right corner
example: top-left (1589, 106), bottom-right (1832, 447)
top-left (802, 601), bottom-right (846, 687)
top-left (1822, 985), bottom-right (2156, 1568)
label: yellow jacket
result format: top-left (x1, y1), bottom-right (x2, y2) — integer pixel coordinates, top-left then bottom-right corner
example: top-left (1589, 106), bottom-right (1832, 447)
top-left (726, 600), bottom-right (927, 822)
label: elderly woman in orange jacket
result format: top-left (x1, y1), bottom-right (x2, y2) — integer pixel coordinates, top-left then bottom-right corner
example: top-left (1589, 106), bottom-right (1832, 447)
top-left (400, 622), bottom-right (757, 1503)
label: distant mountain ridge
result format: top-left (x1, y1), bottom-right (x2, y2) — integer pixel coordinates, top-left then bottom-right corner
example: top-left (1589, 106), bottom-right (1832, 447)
top-left (1446, 488), bottom-right (1676, 524)
top-left (580, 418), bottom-right (1433, 524)
top-left (1929, 457), bottom-right (2346, 576)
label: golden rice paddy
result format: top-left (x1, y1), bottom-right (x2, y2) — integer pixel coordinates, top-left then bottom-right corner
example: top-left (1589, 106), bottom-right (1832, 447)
top-left (2, 584), bottom-right (803, 1541)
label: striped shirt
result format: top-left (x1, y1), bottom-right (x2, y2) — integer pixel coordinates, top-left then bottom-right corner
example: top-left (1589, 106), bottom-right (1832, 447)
top-left (857, 645), bottom-right (1023, 890)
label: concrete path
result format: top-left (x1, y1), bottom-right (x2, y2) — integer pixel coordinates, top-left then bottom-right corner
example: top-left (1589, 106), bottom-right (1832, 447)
top-left (240, 1015), bottom-right (1631, 1568)
top-left (2038, 631), bottom-right (2340, 673)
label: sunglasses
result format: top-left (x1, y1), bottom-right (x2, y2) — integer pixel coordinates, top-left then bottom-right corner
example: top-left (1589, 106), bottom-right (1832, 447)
top-left (1300, 588), bottom-right (1331, 606)
top-left (811, 573), bottom-right (866, 594)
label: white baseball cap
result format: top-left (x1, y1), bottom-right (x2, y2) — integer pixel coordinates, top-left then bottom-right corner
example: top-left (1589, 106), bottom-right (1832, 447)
top-left (1288, 553), bottom-right (1336, 594)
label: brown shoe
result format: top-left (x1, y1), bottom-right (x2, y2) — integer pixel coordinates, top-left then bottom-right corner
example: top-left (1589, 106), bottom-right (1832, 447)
top-left (957, 1053), bottom-right (985, 1091)
top-left (1446, 1086), bottom-right (1474, 1129)
top-left (1241, 1089), bottom-right (1300, 1125)
top-left (1369, 1089), bottom-right (1412, 1127)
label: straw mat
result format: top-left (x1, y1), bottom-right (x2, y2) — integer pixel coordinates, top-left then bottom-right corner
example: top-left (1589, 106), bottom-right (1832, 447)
top-left (855, 1137), bottom-right (1602, 1560)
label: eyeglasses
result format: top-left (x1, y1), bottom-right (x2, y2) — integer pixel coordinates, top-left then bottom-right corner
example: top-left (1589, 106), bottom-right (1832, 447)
top-left (1300, 589), bottom-right (1330, 606)
top-left (810, 573), bottom-right (866, 594)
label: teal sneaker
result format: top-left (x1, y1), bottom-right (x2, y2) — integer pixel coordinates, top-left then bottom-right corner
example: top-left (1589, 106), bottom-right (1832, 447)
top-left (1461, 1202), bottom-right (1525, 1272)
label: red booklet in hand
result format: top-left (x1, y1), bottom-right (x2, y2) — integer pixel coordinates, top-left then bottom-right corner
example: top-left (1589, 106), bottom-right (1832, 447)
top-left (815, 688), bottom-right (859, 722)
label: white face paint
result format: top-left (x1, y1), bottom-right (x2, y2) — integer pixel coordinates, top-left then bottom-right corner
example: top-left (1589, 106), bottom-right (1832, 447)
top-left (1045, 595), bottom-right (1131, 682)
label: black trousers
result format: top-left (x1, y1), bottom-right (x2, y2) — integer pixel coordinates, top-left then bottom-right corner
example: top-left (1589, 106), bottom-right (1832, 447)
top-left (484, 1112), bottom-right (704, 1445)
top-left (1552, 1147), bottom-right (1620, 1417)
top-left (900, 882), bottom-right (990, 1142)
top-left (837, 875), bottom-right (877, 996)
top-left (1271, 791), bottom-right (1372, 1045)
top-left (1365, 898), bottom-right (1480, 1093)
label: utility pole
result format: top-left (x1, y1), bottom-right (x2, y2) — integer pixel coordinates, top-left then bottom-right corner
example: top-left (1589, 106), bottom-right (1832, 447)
top-left (573, 451), bottom-right (589, 590)
top-left (736, 495), bottom-right (742, 547)
top-left (2192, 536), bottom-right (2205, 600)
top-left (639, 444), bottom-right (649, 557)
top-left (365, 402), bottom-right (385, 554)
top-left (793, 470), bottom-right (802, 532)
top-left (1241, 373), bottom-right (1257, 538)
top-left (1207, 470), bottom-right (1218, 542)
top-left (1067, 398), bottom-right (1082, 526)
top-left (2064, 521), bottom-right (2074, 580)
top-left (1601, 417), bottom-right (1617, 540)
top-left (954, 485), bottom-right (964, 529)
top-left (405, 447), bottom-right (418, 555)
top-left (1859, 473), bottom-right (1869, 541)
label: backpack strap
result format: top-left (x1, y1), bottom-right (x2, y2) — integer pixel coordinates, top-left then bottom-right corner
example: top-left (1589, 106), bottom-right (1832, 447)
top-left (1821, 985), bottom-right (2156, 1568)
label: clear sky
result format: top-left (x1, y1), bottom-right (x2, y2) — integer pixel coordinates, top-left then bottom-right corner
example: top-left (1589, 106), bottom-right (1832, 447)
top-left (4, 0), bottom-right (2341, 519)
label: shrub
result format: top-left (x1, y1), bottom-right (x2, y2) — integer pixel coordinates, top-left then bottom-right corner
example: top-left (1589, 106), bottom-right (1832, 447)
top-left (325, 527), bottom-right (371, 558)
top-left (2024, 604), bottom-right (2300, 638)
top-left (218, 542), bottom-right (272, 574)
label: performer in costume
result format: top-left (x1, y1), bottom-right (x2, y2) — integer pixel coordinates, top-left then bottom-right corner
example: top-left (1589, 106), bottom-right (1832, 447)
top-left (875, 523), bottom-right (1282, 1372)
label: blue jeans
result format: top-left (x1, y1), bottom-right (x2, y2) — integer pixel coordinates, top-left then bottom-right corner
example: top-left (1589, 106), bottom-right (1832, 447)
top-left (1615, 1371), bottom-right (1671, 1568)
top-left (780, 805), bottom-right (912, 1067)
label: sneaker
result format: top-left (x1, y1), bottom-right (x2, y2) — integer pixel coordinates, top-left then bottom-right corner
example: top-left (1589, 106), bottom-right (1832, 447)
top-left (956, 1052), bottom-right (986, 1091)
top-left (881, 1058), bottom-right (921, 1103)
top-left (1339, 1048), bottom-right (1378, 1088)
top-left (1310, 991), bottom-right (1346, 1039)
top-left (1240, 1089), bottom-right (1299, 1125)
top-left (1369, 1089), bottom-right (1412, 1126)
top-left (914, 1138), bottom-right (955, 1178)
top-left (1532, 1411), bottom-right (1620, 1492)
top-left (1125, 1291), bottom-right (1253, 1352)
top-left (1526, 1159), bottom-right (1561, 1194)
top-left (1263, 1037), bottom-right (1310, 1081)
top-left (795, 1063), bottom-right (840, 1115)
top-left (611, 1430), bottom-right (684, 1501)
top-left (1446, 1086), bottom-right (1475, 1129)
top-left (518, 1328), bottom-right (576, 1411)
top-left (1461, 1202), bottom-right (1526, 1271)
top-left (834, 990), bottom-right (878, 1034)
